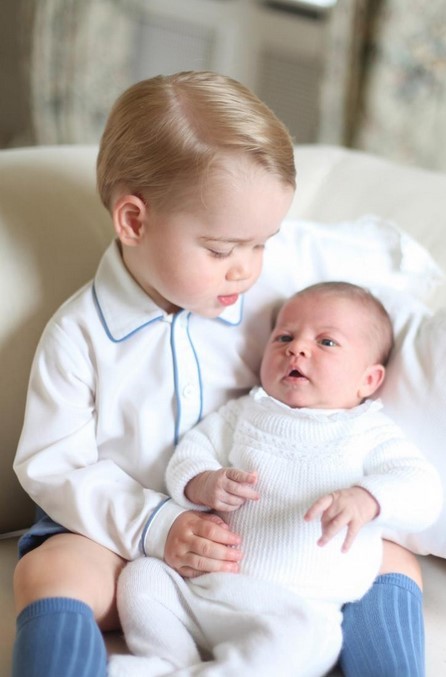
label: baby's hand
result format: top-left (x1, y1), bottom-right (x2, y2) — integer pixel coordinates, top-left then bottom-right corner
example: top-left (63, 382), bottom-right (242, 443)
top-left (186, 468), bottom-right (259, 512)
top-left (304, 486), bottom-right (380, 553)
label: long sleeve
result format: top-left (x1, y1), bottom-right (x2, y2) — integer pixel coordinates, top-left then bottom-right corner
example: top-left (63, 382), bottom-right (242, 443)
top-left (166, 400), bottom-right (243, 509)
top-left (14, 316), bottom-right (185, 561)
top-left (357, 425), bottom-right (443, 533)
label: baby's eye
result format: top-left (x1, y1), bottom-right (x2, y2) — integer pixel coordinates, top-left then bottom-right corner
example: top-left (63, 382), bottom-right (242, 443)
top-left (275, 334), bottom-right (292, 343)
top-left (318, 338), bottom-right (337, 347)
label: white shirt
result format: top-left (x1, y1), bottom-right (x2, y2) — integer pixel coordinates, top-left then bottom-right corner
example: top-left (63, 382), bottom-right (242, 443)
top-left (14, 232), bottom-right (303, 560)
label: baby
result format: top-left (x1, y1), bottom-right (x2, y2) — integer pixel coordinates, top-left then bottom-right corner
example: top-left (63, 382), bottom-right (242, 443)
top-left (110, 282), bottom-right (442, 677)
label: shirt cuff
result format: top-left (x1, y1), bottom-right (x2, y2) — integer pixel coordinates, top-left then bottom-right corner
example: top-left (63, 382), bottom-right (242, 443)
top-left (141, 498), bottom-right (186, 559)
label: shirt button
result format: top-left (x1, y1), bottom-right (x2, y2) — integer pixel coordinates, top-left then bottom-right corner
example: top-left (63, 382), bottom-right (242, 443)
top-left (182, 384), bottom-right (195, 398)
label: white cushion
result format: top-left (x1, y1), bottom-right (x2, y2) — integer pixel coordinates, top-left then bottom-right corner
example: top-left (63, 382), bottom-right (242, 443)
top-left (281, 215), bottom-right (444, 301)
top-left (380, 307), bottom-right (446, 557)
top-left (276, 215), bottom-right (446, 557)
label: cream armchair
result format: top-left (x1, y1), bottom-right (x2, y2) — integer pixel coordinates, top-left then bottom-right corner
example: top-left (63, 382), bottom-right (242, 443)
top-left (1, 144), bottom-right (445, 675)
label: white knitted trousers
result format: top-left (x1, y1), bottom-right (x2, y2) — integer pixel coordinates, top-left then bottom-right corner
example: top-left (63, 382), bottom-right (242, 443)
top-left (108, 557), bottom-right (342, 677)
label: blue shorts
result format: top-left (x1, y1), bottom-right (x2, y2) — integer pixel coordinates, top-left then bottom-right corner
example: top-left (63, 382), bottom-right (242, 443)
top-left (18, 507), bottom-right (69, 559)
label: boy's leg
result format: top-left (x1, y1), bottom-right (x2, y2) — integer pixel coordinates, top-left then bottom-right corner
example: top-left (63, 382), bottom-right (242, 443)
top-left (13, 533), bottom-right (125, 677)
top-left (340, 541), bottom-right (425, 677)
top-left (13, 598), bottom-right (107, 677)
top-left (340, 574), bottom-right (425, 677)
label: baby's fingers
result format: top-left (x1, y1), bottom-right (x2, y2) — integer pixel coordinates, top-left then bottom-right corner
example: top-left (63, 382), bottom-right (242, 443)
top-left (224, 468), bottom-right (259, 503)
top-left (317, 511), bottom-right (348, 547)
top-left (225, 468), bottom-right (257, 485)
top-left (304, 493), bottom-right (334, 521)
top-left (341, 522), bottom-right (360, 553)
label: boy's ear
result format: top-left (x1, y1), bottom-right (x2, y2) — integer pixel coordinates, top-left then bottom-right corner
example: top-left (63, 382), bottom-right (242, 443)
top-left (358, 364), bottom-right (386, 399)
top-left (112, 194), bottom-right (147, 246)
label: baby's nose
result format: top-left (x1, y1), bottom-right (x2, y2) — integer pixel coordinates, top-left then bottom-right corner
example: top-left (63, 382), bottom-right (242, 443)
top-left (286, 338), bottom-right (309, 356)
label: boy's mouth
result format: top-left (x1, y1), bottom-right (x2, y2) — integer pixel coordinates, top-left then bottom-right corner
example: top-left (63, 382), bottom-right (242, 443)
top-left (218, 294), bottom-right (239, 306)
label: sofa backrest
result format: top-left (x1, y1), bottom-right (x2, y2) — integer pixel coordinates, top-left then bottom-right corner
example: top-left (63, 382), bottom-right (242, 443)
top-left (0, 146), bottom-right (112, 533)
top-left (2, 143), bottom-right (446, 536)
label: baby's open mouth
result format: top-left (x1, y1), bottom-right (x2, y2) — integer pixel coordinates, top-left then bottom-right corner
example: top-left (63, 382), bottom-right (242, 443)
top-left (288, 368), bottom-right (305, 378)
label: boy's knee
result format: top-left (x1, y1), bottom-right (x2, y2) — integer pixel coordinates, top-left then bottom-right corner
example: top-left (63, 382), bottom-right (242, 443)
top-left (13, 545), bottom-right (66, 612)
top-left (13, 535), bottom-right (122, 622)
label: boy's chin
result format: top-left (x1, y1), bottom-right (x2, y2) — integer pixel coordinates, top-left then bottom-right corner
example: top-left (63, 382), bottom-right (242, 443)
top-left (193, 307), bottom-right (224, 319)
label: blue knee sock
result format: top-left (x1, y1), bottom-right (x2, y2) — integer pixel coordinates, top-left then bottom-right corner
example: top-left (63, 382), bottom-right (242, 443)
top-left (340, 573), bottom-right (425, 677)
top-left (12, 597), bottom-right (107, 677)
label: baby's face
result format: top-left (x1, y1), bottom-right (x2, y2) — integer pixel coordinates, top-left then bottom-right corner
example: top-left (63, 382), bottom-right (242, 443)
top-left (260, 293), bottom-right (384, 409)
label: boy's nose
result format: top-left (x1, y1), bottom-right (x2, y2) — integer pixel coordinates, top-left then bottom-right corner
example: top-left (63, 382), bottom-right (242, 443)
top-left (226, 261), bottom-right (252, 282)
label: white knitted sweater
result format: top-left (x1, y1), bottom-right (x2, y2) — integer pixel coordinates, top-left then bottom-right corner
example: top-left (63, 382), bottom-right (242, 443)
top-left (167, 388), bottom-right (441, 605)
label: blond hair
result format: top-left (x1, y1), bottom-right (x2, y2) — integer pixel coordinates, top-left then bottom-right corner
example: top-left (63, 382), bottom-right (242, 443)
top-left (97, 71), bottom-right (296, 212)
top-left (293, 281), bottom-right (394, 366)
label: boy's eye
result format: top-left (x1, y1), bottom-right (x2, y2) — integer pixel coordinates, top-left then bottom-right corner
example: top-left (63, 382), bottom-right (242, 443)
top-left (319, 338), bottom-right (337, 347)
top-left (208, 248), bottom-right (232, 259)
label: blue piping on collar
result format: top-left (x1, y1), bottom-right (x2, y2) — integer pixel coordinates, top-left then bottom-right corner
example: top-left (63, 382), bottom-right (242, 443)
top-left (92, 284), bottom-right (244, 342)
top-left (92, 284), bottom-right (164, 343)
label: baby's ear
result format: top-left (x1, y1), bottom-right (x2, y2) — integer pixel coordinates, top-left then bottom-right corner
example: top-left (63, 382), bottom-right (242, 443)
top-left (359, 364), bottom-right (386, 399)
top-left (112, 194), bottom-right (147, 246)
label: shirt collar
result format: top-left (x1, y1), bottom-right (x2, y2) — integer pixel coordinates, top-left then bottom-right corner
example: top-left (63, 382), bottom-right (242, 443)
top-left (251, 386), bottom-right (383, 418)
top-left (93, 241), bottom-right (243, 342)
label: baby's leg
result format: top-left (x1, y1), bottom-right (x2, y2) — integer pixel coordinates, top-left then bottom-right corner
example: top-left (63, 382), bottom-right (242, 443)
top-left (211, 603), bottom-right (341, 677)
top-left (13, 533), bottom-right (125, 677)
top-left (109, 557), bottom-right (203, 675)
top-left (190, 574), bottom-right (342, 677)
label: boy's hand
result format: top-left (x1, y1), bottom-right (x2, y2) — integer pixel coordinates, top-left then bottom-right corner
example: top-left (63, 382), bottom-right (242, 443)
top-left (304, 486), bottom-right (380, 553)
top-left (185, 468), bottom-right (259, 511)
top-left (164, 510), bottom-right (242, 578)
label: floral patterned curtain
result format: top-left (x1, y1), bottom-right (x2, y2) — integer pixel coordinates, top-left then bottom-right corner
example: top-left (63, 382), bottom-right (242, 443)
top-left (29, 0), bottom-right (135, 144)
top-left (352, 0), bottom-right (446, 171)
top-left (25, 0), bottom-right (365, 147)
top-left (10, 0), bottom-right (446, 171)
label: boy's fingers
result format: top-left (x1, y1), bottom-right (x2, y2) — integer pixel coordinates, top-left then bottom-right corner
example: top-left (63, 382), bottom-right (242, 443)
top-left (191, 534), bottom-right (242, 563)
top-left (177, 542), bottom-right (242, 577)
top-left (179, 555), bottom-right (240, 578)
top-left (196, 513), bottom-right (241, 546)
top-left (166, 512), bottom-right (243, 577)
top-left (179, 533), bottom-right (243, 577)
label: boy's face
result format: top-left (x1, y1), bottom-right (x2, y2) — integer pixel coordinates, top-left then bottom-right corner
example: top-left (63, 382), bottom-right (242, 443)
top-left (260, 293), bottom-right (384, 409)
top-left (118, 159), bottom-right (293, 318)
